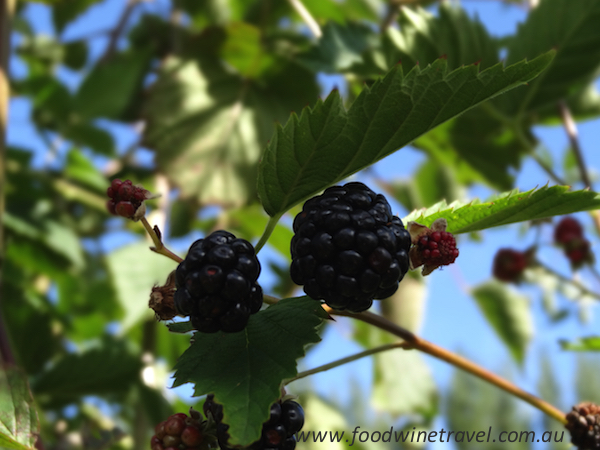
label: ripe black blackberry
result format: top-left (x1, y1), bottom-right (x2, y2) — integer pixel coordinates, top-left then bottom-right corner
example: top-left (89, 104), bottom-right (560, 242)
top-left (290, 182), bottom-right (411, 312)
top-left (174, 231), bottom-right (263, 333)
top-left (203, 395), bottom-right (304, 450)
top-left (566, 402), bottom-right (600, 449)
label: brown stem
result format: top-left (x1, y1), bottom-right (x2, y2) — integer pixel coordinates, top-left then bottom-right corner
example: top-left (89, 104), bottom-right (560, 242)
top-left (98, 0), bottom-right (140, 63)
top-left (0, 0), bottom-right (16, 366)
top-left (558, 100), bottom-right (592, 189)
top-left (327, 307), bottom-right (567, 425)
top-left (380, 0), bottom-right (402, 32)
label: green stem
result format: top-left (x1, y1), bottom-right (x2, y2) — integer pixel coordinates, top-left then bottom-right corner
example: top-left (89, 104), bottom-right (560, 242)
top-left (140, 217), bottom-right (183, 263)
top-left (254, 213), bottom-right (283, 254)
top-left (286, 342), bottom-right (410, 385)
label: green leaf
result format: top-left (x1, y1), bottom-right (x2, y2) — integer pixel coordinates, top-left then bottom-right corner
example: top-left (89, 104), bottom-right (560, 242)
top-left (52, 0), bottom-right (99, 33)
top-left (503, 0), bottom-right (600, 114)
top-left (222, 22), bottom-right (273, 78)
top-left (64, 148), bottom-right (109, 192)
top-left (63, 123), bottom-right (115, 156)
top-left (299, 21), bottom-right (379, 74)
top-left (471, 281), bottom-right (533, 364)
top-left (403, 185), bottom-right (600, 234)
top-left (0, 368), bottom-right (39, 450)
top-left (172, 297), bottom-right (327, 446)
top-left (386, 4), bottom-right (499, 71)
top-left (74, 50), bottom-right (151, 120)
top-left (32, 337), bottom-right (142, 404)
top-left (257, 52), bottom-right (554, 217)
top-left (106, 242), bottom-right (178, 331)
top-left (143, 55), bottom-right (318, 207)
top-left (559, 336), bottom-right (600, 352)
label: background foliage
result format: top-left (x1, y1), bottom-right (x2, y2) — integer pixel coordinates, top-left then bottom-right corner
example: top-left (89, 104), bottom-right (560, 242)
top-left (3, 0), bottom-right (600, 449)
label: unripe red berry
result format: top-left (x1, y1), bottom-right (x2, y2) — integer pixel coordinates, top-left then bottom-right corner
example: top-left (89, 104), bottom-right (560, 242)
top-left (154, 421), bottom-right (167, 439)
top-left (554, 216), bottom-right (584, 244)
top-left (181, 426), bottom-right (203, 447)
top-left (164, 415), bottom-right (185, 436)
top-left (493, 248), bottom-right (528, 282)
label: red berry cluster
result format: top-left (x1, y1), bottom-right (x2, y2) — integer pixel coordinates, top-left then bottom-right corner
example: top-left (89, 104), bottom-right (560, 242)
top-left (106, 179), bottom-right (151, 220)
top-left (554, 217), bottom-right (593, 269)
top-left (492, 248), bottom-right (528, 283)
top-left (151, 412), bottom-right (205, 450)
top-left (413, 231), bottom-right (459, 269)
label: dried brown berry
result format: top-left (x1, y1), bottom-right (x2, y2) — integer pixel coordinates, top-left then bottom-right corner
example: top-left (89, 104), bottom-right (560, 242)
top-left (566, 402), bottom-right (600, 450)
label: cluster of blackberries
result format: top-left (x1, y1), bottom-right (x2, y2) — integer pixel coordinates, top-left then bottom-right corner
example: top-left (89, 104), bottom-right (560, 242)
top-left (554, 216), bottom-right (593, 269)
top-left (492, 248), bottom-right (528, 283)
top-left (106, 179), bottom-right (150, 220)
top-left (566, 402), bottom-right (600, 450)
top-left (290, 182), bottom-right (411, 312)
top-left (174, 231), bottom-right (263, 333)
top-left (151, 412), bottom-right (205, 450)
top-left (203, 395), bottom-right (304, 450)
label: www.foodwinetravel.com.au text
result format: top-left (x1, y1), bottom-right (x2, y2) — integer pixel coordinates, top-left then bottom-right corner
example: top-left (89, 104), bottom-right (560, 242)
top-left (295, 426), bottom-right (565, 446)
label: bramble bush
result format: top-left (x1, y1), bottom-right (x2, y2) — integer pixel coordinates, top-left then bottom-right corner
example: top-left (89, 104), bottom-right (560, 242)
top-left (3, 0), bottom-right (600, 449)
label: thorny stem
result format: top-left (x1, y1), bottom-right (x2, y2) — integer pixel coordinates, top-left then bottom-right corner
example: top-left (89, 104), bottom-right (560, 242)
top-left (140, 216), bottom-right (183, 263)
top-left (324, 306), bottom-right (567, 425)
top-left (287, 0), bottom-right (322, 38)
top-left (286, 342), bottom-right (410, 385)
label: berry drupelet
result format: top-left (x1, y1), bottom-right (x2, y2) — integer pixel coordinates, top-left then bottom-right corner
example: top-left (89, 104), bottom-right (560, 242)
top-left (174, 231), bottom-right (263, 333)
top-left (204, 395), bottom-right (304, 450)
top-left (290, 182), bottom-right (411, 313)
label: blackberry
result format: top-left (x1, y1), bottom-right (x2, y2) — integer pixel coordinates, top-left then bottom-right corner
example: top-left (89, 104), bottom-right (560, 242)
top-left (566, 402), bottom-right (600, 449)
top-left (290, 182), bottom-right (411, 312)
top-left (106, 179), bottom-right (151, 220)
top-left (492, 248), bottom-right (528, 283)
top-left (151, 411), bottom-right (206, 450)
top-left (175, 231), bottom-right (262, 333)
top-left (204, 395), bottom-right (304, 450)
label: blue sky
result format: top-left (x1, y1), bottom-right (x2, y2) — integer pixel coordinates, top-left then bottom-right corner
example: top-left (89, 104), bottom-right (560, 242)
top-left (8, 0), bottom-right (600, 447)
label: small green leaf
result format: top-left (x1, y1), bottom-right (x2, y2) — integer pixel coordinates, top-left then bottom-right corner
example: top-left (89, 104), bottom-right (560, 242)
top-left (299, 21), bottom-right (379, 73)
top-left (471, 281), bottom-right (533, 364)
top-left (0, 368), bottom-right (39, 450)
top-left (172, 297), bottom-right (327, 446)
top-left (74, 50), bottom-right (151, 120)
top-left (404, 185), bottom-right (600, 234)
top-left (167, 321), bottom-right (194, 334)
top-left (258, 52), bottom-right (554, 217)
top-left (559, 336), bottom-right (600, 352)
